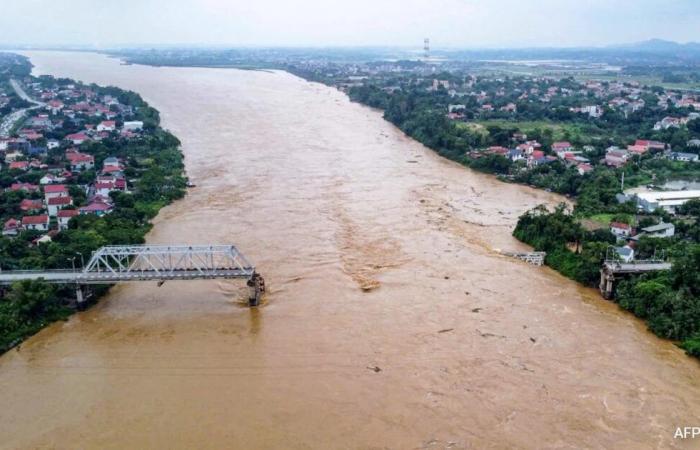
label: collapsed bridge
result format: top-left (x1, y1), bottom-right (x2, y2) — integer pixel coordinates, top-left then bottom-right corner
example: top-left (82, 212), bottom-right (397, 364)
top-left (0, 244), bottom-right (265, 307)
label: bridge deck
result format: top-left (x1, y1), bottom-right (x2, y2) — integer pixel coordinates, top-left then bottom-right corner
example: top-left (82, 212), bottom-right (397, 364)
top-left (603, 262), bottom-right (672, 274)
top-left (0, 244), bottom-right (256, 285)
top-left (0, 268), bottom-right (254, 285)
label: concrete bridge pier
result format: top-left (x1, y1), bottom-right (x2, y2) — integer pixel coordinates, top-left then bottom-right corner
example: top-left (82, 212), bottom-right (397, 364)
top-left (247, 273), bottom-right (265, 307)
top-left (599, 269), bottom-right (615, 300)
top-left (75, 286), bottom-right (87, 310)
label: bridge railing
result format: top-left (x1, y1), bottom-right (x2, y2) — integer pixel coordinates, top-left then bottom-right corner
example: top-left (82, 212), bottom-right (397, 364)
top-left (0, 269), bottom-right (77, 275)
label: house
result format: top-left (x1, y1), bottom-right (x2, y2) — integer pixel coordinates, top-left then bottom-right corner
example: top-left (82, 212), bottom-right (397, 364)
top-left (669, 152), bottom-right (699, 162)
top-left (22, 215), bottom-right (50, 232)
top-left (577, 163), bottom-right (593, 175)
top-left (2, 218), bottom-right (20, 236)
top-left (66, 150), bottom-right (95, 171)
top-left (47, 196), bottom-right (73, 216)
top-left (552, 141), bottom-right (573, 153)
top-left (57, 209), bottom-right (79, 230)
top-left (47, 139), bottom-right (61, 150)
top-left (10, 182), bottom-right (39, 193)
top-left (9, 161), bottom-right (29, 171)
top-left (615, 246), bottom-right (635, 263)
top-left (19, 199), bottom-right (43, 212)
top-left (48, 100), bottom-right (64, 113)
top-left (65, 133), bottom-right (90, 145)
top-left (35, 234), bottom-right (53, 245)
top-left (605, 149), bottom-right (630, 167)
top-left (640, 222), bottom-right (675, 238)
top-left (43, 184), bottom-right (69, 202)
top-left (610, 222), bottom-right (632, 237)
top-left (654, 117), bottom-right (681, 130)
top-left (635, 140), bottom-right (665, 151)
top-left (79, 201), bottom-right (113, 216)
top-left (507, 149), bottom-right (525, 162)
top-left (688, 139), bottom-right (700, 148)
top-left (4, 150), bottom-right (23, 162)
top-left (627, 144), bottom-right (648, 155)
top-left (94, 181), bottom-right (118, 197)
top-left (40, 173), bottom-right (66, 185)
top-left (122, 121), bottom-right (143, 131)
top-left (96, 120), bottom-right (116, 132)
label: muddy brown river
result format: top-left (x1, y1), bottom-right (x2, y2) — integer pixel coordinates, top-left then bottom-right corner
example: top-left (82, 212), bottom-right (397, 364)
top-left (1, 51), bottom-right (699, 449)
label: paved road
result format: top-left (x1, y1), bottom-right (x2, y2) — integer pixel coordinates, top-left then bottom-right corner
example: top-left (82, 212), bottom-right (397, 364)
top-left (0, 79), bottom-right (45, 137)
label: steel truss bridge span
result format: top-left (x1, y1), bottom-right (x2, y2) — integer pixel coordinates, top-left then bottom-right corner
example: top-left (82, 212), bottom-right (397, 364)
top-left (0, 244), bottom-right (265, 306)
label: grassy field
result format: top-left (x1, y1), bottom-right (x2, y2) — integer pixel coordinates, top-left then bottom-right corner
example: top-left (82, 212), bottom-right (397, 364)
top-left (476, 63), bottom-right (700, 92)
top-left (458, 119), bottom-right (587, 142)
top-left (573, 73), bottom-right (700, 92)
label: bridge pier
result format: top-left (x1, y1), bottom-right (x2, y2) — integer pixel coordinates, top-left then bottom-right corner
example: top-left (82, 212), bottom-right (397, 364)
top-left (247, 272), bottom-right (265, 307)
top-left (75, 286), bottom-right (87, 310)
top-left (599, 269), bottom-right (615, 300)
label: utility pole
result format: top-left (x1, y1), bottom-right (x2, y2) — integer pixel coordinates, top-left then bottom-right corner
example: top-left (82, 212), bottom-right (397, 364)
top-left (621, 172), bottom-right (625, 192)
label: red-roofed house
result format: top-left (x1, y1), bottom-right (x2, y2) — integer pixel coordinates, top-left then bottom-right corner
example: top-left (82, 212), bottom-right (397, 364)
top-left (79, 201), bottom-right (113, 216)
top-left (610, 222), bottom-right (632, 237)
top-left (9, 161), bottom-right (29, 171)
top-left (47, 196), bottom-right (73, 216)
top-left (2, 218), bottom-right (20, 236)
top-left (552, 141), bottom-right (573, 152)
top-left (66, 150), bottom-right (95, 171)
top-left (635, 140), bottom-right (665, 151)
top-left (20, 199), bottom-right (43, 212)
top-left (22, 215), bottom-right (50, 231)
top-left (605, 150), bottom-right (630, 167)
top-left (44, 184), bottom-right (69, 202)
top-left (65, 133), bottom-right (90, 145)
top-left (96, 120), bottom-right (116, 132)
top-left (57, 209), bottom-right (79, 230)
top-left (48, 100), bottom-right (64, 113)
top-left (627, 144), bottom-right (648, 155)
top-left (95, 181), bottom-right (116, 197)
top-left (10, 182), bottom-right (39, 192)
top-left (577, 163), bottom-right (593, 175)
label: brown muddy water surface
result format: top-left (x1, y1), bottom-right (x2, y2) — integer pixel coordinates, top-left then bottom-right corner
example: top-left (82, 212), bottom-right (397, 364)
top-left (0, 51), bottom-right (699, 449)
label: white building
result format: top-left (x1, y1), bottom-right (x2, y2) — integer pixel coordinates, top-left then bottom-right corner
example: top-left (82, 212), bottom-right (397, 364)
top-left (640, 222), bottom-right (675, 238)
top-left (123, 121), bottom-right (144, 131)
top-left (636, 190), bottom-right (700, 213)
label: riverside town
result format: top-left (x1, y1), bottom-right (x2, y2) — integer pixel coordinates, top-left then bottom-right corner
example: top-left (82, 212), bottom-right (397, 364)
top-left (2, 2), bottom-right (700, 449)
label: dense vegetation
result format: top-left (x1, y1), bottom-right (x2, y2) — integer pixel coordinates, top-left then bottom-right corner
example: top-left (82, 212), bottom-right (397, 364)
top-left (514, 200), bottom-right (700, 358)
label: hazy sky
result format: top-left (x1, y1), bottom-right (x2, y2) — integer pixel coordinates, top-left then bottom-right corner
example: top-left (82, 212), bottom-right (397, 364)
top-left (2, 0), bottom-right (699, 48)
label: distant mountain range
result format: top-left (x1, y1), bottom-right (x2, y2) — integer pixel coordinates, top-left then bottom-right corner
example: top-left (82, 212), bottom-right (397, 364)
top-left (610, 39), bottom-right (700, 53)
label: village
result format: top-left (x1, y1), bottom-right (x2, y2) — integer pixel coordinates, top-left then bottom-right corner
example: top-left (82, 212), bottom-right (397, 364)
top-left (0, 75), bottom-right (146, 243)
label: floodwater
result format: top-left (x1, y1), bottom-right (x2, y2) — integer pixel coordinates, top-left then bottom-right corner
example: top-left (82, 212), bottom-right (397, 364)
top-left (1, 51), bottom-right (699, 449)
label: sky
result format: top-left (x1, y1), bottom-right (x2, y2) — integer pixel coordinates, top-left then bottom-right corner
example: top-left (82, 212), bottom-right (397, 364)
top-left (1, 0), bottom-right (699, 48)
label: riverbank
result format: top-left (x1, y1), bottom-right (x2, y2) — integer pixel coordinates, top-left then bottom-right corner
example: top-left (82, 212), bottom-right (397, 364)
top-left (0, 54), bottom-right (187, 353)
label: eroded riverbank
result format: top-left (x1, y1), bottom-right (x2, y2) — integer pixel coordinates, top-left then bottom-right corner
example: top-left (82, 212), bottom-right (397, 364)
top-left (0, 51), bottom-right (698, 449)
